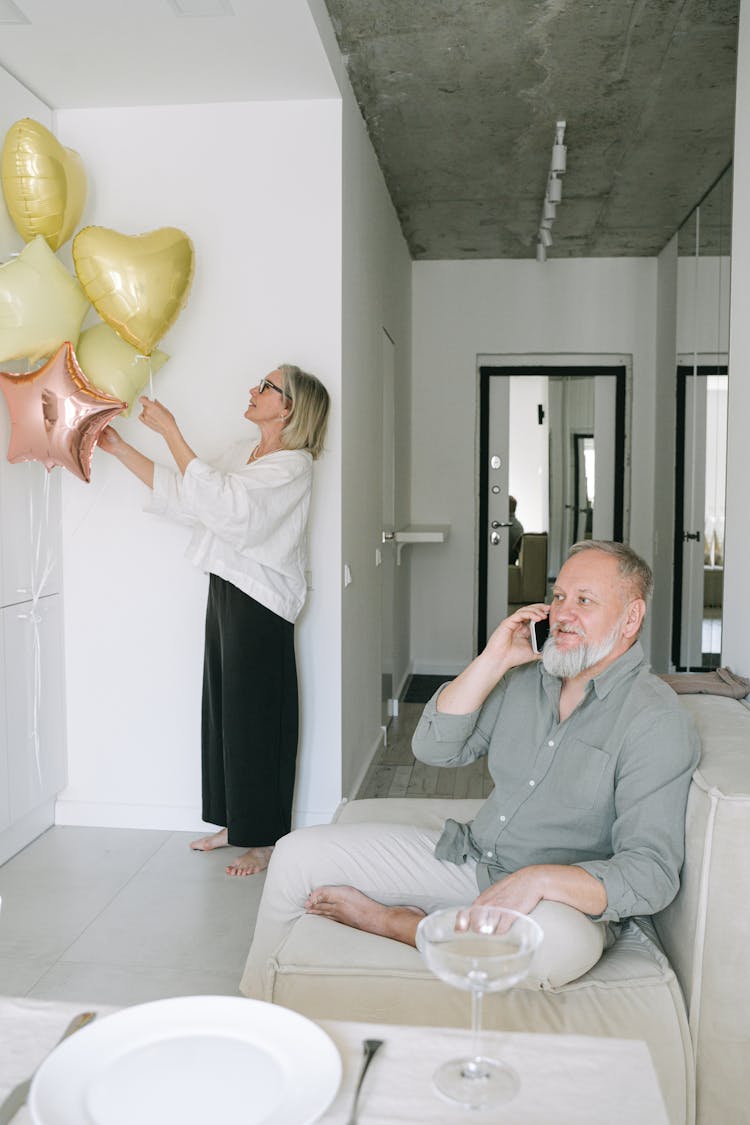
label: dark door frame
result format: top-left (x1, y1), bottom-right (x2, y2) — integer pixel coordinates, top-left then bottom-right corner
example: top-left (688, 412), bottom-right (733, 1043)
top-left (478, 365), bottom-right (626, 651)
top-left (672, 364), bottom-right (727, 671)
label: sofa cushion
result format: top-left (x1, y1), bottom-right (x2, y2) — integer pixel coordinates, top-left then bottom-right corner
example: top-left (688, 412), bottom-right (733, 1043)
top-left (654, 696), bottom-right (750, 1125)
top-left (269, 796), bottom-right (693, 1125)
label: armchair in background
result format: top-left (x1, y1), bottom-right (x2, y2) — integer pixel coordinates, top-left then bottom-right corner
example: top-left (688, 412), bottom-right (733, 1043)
top-left (508, 531), bottom-right (548, 611)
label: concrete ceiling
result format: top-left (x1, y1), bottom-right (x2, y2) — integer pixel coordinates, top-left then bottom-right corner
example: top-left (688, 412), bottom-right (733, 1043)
top-left (0, 1), bottom-right (737, 261)
top-left (323, 0), bottom-right (739, 259)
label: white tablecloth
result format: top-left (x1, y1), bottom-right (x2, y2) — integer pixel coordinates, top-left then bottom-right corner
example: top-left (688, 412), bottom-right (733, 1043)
top-left (0, 996), bottom-right (670, 1124)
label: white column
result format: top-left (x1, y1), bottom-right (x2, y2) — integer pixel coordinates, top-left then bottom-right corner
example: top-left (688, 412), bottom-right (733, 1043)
top-left (722, 0), bottom-right (750, 674)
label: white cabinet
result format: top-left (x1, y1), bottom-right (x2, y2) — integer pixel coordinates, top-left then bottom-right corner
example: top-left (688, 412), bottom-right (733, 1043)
top-left (3, 595), bottom-right (66, 823)
top-left (0, 461), bottom-right (62, 607)
top-left (0, 403), bottom-right (67, 862)
top-left (0, 619), bottom-right (9, 834)
top-left (0, 403), bottom-right (62, 607)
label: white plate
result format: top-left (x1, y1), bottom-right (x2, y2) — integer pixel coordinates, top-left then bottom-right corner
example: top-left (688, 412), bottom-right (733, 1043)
top-left (28, 996), bottom-right (342, 1125)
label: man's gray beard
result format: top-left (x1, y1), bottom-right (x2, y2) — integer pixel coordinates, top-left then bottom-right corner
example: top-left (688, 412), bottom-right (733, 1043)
top-left (541, 620), bottom-right (623, 680)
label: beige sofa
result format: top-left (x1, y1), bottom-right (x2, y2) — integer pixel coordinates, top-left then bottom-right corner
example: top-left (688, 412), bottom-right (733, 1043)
top-left (256, 695), bottom-right (750, 1125)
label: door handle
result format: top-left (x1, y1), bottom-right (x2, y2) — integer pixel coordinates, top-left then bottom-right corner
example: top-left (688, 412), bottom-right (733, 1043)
top-left (491, 521), bottom-right (512, 529)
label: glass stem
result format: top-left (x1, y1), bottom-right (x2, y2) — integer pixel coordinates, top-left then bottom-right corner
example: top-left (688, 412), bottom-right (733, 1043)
top-left (471, 987), bottom-right (484, 1061)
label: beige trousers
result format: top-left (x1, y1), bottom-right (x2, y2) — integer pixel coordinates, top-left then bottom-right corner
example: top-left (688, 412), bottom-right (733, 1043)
top-left (240, 821), bottom-right (609, 998)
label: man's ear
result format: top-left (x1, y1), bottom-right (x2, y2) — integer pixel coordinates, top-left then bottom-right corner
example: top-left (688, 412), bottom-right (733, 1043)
top-left (623, 598), bottom-right (646, 639)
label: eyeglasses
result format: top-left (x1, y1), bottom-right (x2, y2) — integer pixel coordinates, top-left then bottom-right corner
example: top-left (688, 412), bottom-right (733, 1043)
top-left (257, 377), bottom-right (293, 401)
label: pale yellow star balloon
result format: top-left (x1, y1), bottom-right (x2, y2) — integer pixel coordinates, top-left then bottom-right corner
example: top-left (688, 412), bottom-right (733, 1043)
top-left (0, 235), bottom-right (89, 364)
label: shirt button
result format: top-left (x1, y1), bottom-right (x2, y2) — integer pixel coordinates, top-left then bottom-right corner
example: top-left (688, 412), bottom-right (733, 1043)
top-left (548, 740), bottom-right (554, 747)
top-left (529, 779), bottom-right (535, 787)
top-left (499, 815), bottom-right (506, 822)
top-left (485, 850), bottom-right (493, 858)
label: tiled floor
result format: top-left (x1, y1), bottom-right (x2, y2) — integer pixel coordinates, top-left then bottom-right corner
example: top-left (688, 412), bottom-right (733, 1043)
top-left (0, 827), bottom-right (264, 1005)
top-left (1, 694), bottom-right (492, 1007)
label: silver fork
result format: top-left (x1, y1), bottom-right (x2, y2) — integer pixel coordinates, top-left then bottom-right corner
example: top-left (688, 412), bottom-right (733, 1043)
top-left (347, 1038), bottom-right (384, 1124)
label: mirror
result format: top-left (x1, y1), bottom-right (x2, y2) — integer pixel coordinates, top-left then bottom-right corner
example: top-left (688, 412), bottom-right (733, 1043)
top-left (673, 166), bottom-right (732, 670)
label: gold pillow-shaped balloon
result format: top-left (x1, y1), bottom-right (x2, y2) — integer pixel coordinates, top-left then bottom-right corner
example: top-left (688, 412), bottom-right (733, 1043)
top-left (1, 117), bottom-right (87, 252)
top-left (73, 226), bottom-right (195, 356)
top-left (76, 323), bottom-right (169, 415)
top-left (0, 235), bottom-right (89, 365)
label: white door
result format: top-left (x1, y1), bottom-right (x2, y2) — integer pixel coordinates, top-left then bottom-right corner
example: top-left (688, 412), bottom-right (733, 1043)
top-left (679, 374), bottom-right (708, 668)
top-left (380, 329), bottom-right (397, 731)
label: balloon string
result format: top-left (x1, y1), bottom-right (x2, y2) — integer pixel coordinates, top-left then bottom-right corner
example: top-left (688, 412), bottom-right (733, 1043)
top-left (148, 354), bottom-right (154, 400)
top-left (18, 467), bottom-right (55, 785)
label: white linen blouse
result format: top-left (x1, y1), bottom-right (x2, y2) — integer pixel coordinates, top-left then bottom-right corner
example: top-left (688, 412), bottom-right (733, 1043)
top-left (146, 440), bottom-right (313, 623)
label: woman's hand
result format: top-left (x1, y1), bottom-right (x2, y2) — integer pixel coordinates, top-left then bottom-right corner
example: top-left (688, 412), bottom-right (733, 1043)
top-left (98, 425), bottom-right (126, 457)
top-left (137, 396), bottom-right (197, 476)
top-left (138, 397), bottom-right (178, 437)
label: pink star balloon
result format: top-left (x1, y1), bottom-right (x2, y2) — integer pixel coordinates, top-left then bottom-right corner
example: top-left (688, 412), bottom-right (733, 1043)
top-left (0, 341), bottom-right (126, 482)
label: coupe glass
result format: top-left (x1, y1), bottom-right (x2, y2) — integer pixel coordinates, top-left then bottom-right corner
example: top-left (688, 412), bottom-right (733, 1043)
top-left (417, 904), bottom-right (543, 1108)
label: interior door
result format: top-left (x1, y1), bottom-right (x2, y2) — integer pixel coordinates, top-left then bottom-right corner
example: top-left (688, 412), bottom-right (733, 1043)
top-left (482, 375), bottom-right (511, 644)
top-left (673, 366), bottom-right (727, 670)
top-left (380, 329), bottom-right (397, 732)
top-left (679, 373), bottom-right (707, 668)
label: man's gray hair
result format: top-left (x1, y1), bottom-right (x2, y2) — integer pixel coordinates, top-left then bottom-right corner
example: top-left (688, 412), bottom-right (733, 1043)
top-left (568, 540), bottom-right (654, 603)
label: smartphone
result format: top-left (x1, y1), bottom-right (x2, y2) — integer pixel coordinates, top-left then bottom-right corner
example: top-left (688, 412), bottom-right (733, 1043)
top-left (529, 616), bottom-right (551, 654)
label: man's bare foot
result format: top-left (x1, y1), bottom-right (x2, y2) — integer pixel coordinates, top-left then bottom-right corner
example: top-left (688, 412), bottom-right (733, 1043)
top-left (225, 845), bottom-right (274, 877)
top-left (304, 885), bottom-right (425, 946)
top-left (190, 827), bottom-right (228, 852)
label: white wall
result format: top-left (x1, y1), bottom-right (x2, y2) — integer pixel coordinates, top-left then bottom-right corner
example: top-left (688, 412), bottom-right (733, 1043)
top-left (724, 0), bottom-right (750, 675)
top-left (338, 65), bottom-right (413, 798)
top-left (55, 99), bottom-right (344, 830)
top-left (0, 71), bottom-right (53, 260)
top-left (410, 258), bottom-right (658, 673)
top-left (652, 235), bottom-right (678, 672)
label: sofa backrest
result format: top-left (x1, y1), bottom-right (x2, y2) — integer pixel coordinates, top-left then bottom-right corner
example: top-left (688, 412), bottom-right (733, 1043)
top-left (653, 695), bottom-right (750, 1124)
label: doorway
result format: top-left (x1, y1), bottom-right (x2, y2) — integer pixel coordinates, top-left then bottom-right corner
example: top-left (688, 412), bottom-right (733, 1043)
top-left (672, 365), bottom-right (728, 670)
top-left (478, 365), bottom-right (627, 650)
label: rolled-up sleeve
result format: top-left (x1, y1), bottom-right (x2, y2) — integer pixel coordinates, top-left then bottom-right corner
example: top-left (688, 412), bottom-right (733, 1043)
top-left (412, 682), bottom-right (508, 767)
top-left (149, 454), bottom-right (310, 552)
top-left (575, 708), bottom-right (701, 922)
top-left (145, 463), bottom-right (198, 526)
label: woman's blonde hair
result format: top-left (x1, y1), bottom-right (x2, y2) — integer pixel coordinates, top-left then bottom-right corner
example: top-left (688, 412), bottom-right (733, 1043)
top-left (278, 364), bottom-right (330, 460)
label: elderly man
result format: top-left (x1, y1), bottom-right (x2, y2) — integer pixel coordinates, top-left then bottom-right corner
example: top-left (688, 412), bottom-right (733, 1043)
top-left (241, 541), bottom-right (699, 996)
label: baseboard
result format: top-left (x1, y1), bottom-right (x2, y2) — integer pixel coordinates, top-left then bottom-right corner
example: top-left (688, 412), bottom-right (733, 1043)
top-left (55, 799), bottom-right (340, 833)
top-left (394, 665), bottom-right (412, 703)
top-left (345, 727), bottom-right (385, 802)
top-left (0, 799), bottom-right (55, 865)
top-left (55, 800), bottom-right (210, 832)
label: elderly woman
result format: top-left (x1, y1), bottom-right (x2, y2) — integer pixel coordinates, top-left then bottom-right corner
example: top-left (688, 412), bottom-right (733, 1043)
top-left (100, 364), bottom-right (330, 876)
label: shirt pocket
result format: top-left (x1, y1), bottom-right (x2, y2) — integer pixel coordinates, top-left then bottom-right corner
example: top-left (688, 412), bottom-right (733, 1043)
top-left (555, 739), bottom-right (609, 809)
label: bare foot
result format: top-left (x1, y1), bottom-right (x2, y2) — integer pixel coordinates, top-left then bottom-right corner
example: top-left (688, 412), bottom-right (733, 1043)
top-left (304, 885), bottom-right (425, 946)
top-left (225, 845), bottom-right (274, 877)
top-left (190, 827), bottom-right (228, 852)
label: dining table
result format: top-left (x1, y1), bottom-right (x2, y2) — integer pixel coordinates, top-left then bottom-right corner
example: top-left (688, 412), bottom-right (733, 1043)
top-left (0, 994), bottom-right (670, 1123)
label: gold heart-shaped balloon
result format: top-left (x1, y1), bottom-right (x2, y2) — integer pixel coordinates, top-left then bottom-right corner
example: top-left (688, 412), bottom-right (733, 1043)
top-left (73, 226), bottom-right (195, 356)
top-left (1, 118), bottom-right (87, 251)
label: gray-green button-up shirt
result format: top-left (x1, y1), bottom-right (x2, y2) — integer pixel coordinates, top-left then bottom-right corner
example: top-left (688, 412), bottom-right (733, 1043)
top-left (411, 642), bottom-right (700, 923)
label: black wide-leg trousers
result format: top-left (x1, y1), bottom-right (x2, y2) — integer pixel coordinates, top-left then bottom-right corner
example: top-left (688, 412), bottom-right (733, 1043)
top-left (201, 574), bottom-right (299, 847)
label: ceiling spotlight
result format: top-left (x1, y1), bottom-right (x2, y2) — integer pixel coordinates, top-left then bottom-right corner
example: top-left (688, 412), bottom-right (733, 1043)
top-left (535, 121), bottom-right (568, 262)
top-left (547, 176), bottom-right (562, 203)
top-left (551, 120), bottom-right (567, 173)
